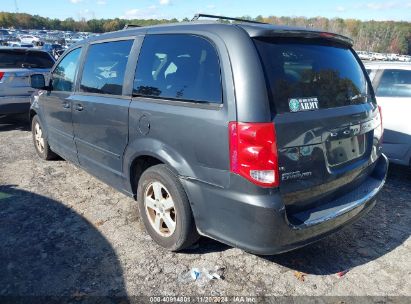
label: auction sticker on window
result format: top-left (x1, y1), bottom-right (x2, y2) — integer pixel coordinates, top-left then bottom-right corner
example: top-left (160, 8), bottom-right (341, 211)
top-left (289, 97), bottom-right (319, 112)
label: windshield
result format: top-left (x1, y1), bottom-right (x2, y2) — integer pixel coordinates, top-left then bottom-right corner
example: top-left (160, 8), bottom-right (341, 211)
top-left (254, 38), bottom-right (370, 113)
top-left (0, 50), bottom-right (54, 69)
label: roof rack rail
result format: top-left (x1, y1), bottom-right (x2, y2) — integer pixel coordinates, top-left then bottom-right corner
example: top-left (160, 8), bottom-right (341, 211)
top-left (192, 13), bottom-right (267, 24)
top-left (123, 24), bottom-right (141, 29)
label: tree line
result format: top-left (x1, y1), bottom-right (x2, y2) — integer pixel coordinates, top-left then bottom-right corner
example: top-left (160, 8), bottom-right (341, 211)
top-left (1, 11), bottom-right (410, 54)
top-left (256, 15), bottom-right (411, 55)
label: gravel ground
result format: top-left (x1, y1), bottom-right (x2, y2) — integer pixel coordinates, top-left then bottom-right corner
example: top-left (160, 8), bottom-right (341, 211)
top-left (0, 114), bottom-right (410, 300)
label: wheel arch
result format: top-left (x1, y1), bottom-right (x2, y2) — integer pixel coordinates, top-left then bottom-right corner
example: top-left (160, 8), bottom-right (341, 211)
top-left (129, 155), bottom-right (163, 199)
top-left (124, 137), bottom-right (196, 198)
top-left (29, 109), bottom-right (49, 139)
top-left (29, 109), bottom-right (37, 124)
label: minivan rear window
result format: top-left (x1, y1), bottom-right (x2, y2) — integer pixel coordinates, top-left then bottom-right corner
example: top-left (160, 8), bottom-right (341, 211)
top-left (254, 38), bottom-right (370, 113)
top-left (0, 50), bottom-right (54, 69)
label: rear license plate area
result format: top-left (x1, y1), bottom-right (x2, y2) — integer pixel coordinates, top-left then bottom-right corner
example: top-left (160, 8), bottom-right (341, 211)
top-left (326, 134), bottom-right (366, 167)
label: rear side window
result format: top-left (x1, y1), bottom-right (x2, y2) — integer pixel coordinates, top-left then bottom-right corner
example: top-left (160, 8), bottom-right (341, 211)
top-left (80, 40), bottom-right (133, 96)
top-left (254, 38), bottom-right (370, 113)
top-left (51, 48), bottom-right (81, 92)
top-left (0, 50), bottom-right (54, 69)
top-left (133, 34), bottom-right (222, 104)
top-left (376, 69), bottom-right (411, 97)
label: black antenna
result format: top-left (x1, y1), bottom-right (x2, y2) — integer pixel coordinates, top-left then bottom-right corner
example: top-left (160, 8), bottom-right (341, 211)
top-left (192, 13), bottom-right (267, 24)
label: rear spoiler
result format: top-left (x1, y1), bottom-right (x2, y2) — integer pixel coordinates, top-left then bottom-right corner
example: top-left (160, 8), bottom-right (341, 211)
top-left (247, 28), bottom-right (353, 47)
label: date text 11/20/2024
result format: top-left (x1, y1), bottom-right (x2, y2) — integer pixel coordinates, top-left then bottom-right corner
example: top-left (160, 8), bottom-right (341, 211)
top-left (149, 296), bottom-right (257, 303)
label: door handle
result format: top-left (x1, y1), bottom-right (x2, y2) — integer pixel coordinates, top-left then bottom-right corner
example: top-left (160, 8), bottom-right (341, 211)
top-left (75, 104), bottom-right (84, 111)
top-left (62, 102), bottom-right (70, 109)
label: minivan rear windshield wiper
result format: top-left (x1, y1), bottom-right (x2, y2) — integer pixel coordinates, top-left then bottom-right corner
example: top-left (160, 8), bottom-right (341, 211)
top-left (349, 93), bottom-right (370, 101)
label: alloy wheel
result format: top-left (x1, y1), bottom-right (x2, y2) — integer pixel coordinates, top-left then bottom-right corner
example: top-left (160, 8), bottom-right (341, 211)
top-left (34, 122), bottom-right (45, 153)
top-left (144, 181), bottom-right (177, 237)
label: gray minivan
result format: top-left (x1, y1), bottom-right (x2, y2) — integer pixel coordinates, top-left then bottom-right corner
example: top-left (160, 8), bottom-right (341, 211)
top-left (29, 17), bottom-right (388, 254)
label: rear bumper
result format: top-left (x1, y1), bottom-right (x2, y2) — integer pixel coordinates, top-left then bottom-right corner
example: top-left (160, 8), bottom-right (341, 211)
top-left (0, 96), bottom-right (31, 114)
top-left (182, 154), bottom-right (388, 255)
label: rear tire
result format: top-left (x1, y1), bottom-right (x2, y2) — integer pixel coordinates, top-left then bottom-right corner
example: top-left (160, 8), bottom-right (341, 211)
top-left (31, 115), bottom-right (57, 160)
top-left (137, 164), bottom-right (199, 251)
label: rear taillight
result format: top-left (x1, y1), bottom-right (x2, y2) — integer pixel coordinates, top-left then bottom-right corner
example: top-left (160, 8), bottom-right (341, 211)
top-left (375, 105), bottom-right (384, 141)
top-left (229, 122), bottom-right (279, 187)
top-left (0, 72), bottom-right (4, 81)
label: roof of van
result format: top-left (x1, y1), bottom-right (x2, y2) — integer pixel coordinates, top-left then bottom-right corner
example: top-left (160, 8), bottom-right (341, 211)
top-left (81, 21), bottom-right (353, 46)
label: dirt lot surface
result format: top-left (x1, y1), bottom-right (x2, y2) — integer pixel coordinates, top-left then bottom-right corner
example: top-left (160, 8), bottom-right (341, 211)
top-left (0, 114), bottom-right (410, 300)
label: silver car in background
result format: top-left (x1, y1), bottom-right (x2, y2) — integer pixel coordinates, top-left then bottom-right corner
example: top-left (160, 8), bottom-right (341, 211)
top-left (366, 62), bottom-right (411, 167)
top-left (0, 47), bottom-right (55, 114)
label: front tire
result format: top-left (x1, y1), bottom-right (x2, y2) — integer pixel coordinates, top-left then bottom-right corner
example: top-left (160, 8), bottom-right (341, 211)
top-left (137, 164), bottom-right (199, 251)
top-left (31, 115), bottom-right (57, 160)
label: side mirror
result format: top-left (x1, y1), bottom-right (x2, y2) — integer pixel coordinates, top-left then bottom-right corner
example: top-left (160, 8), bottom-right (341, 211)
top-left (30, 74), bottom-right (48, 90)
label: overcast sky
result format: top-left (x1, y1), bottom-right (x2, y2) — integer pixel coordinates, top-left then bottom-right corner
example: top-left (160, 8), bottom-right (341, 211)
top-left (3, 0), bottom-right (411, 21)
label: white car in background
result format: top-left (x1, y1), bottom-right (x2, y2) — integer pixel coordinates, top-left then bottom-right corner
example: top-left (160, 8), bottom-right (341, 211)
top-left (19, 35), bottom-right (40, 44)
top-left (366, 62), bottom-right (411, 167)
top-left (372, 53), bottom-right (387, 61)
top-left (8, 42), bottom-right (34, 48)
top-left (398, 55), bottom-right (411, 62)
top-left (356, 51), bottom-right (372, 61)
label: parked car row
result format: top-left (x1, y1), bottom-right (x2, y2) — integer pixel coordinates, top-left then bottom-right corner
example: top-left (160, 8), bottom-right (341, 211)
top-left (356, 50), bottom-right (411, 62)
top-left (0, 28), bottom-right (94, 59)
top-left (0, 28), bottom-right (92, 45)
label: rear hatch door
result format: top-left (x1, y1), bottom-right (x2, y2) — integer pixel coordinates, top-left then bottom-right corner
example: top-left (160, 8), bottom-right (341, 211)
top-left (253, 37), bottom-right (382, 214)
